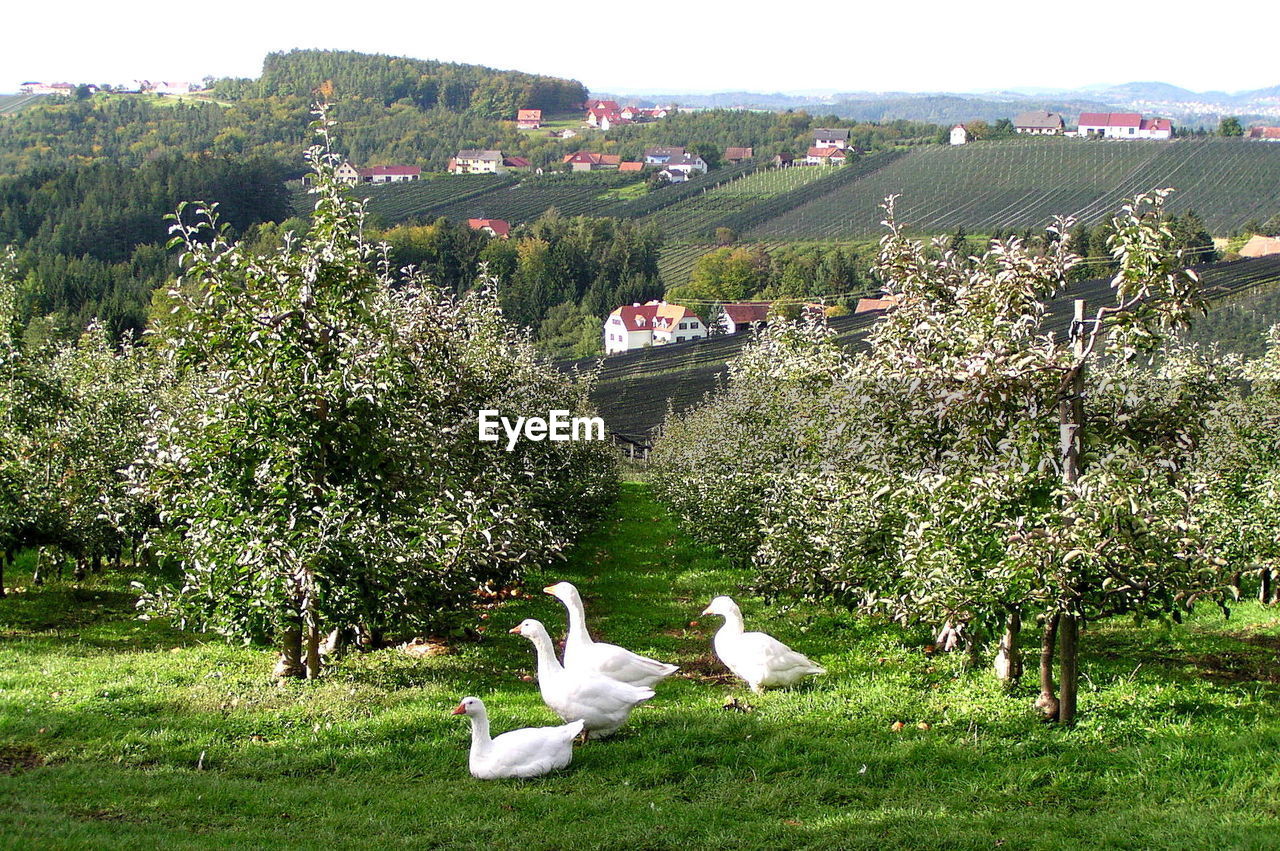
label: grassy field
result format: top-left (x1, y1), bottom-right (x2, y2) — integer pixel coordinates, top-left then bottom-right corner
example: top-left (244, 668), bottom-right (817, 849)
top-left (3, 483), bottom-right (1279, 848)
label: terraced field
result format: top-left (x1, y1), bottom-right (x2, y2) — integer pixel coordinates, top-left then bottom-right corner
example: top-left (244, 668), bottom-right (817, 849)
top-left (747, 138), bottom-right (1280, 239)
top-left (643, 164), bottom-right (847, 239)
top-left (0, 93), bottom-right (48, 114)
top-left (357, 175), bottom-right (514, 222)
top-left (401, 175), bottom-right (641, 223)
top-left (354, 166), bottom-right (755, 227)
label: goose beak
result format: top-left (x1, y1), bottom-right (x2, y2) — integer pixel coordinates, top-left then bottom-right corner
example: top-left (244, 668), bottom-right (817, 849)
top-left (700, 606), bottom-right (713, 616)
top-left (508, 625), bottom-right (522, 635)
top-left (451, 703), bottom-right (466, 715)
top-left (542, 585), bottom-right (557, 595)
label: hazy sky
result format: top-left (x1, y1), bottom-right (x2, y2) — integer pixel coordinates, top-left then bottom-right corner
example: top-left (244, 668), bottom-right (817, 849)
top-left (5, 0), bottom-right (1277, 95)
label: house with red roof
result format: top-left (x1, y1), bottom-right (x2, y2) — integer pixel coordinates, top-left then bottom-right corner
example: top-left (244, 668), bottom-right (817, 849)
top-left (618, 161), bottom-right (645, 172)
top-left (467, 219), bottom-right (511, 239)
top-left (1076, 113), bottom-right (1172, 140)
top-left (1247, 126), bottom-right (1280, 142)
top-left (603, 301), bottom-right (708, 354)
top-left (854, 294), bottom-right (899, 314)
top-left (517, 109), bottom-right (542, 129)
top-left (502, 156), bottom-right (532, 171)
top-left (805, 146), bottom-right (848, 166)
top-left (564, 151), bottom-right (622, 172)
top-left (1239, 234), bottom-right (1280, 257)
top-left (716, 302), bottom-right (771, 335)
top-left (357, 165), bottom-right (421, 184)
top-left (586, 99), bottom-right (620, 113)
top-left (724, 146), bottom-right (754, 163)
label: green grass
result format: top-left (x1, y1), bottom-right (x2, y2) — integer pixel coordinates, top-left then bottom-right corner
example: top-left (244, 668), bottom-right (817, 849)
top-left (3, 483), bottom-right (1279, 848)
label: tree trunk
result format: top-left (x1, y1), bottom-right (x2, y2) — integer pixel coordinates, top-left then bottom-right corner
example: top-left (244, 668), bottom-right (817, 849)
top-left (73, 558), bottom-right (86, 582)
top-left (302, 567), bottom-right (322, 679)
top-left (1260, 566), bottom-right (1275, 605)
top-left (935, 620), bottom-right (964, 652)
top-left (0, 550), bottom-right (6, 598)
top-left (274, 625), bottom-right (305, 679)
top-left (993, 609), bottom-right (1023, 683)
top-left (1035, 611), bottom-right (1060, 721)
top-left (91, 554), bottom-right (102, 574)
top-left (1058, 614), bottom-right (1080, 725)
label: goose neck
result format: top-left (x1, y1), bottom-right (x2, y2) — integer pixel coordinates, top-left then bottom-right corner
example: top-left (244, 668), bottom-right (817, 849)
top-left (563, 592), bottom-right (592, 645)
top-left (528, 629), bottom-right (564, 675)
top-left (718, 609), bottom-right (746, 635)
top-left (468, 712), bottom-right (492, 752)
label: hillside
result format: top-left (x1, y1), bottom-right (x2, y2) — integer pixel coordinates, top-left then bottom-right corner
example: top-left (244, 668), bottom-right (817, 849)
top-left (215, 49), bottom-right (586, 118)
top-left (737, 138), bottom-right (1280, 240)
top-left (358, 138), bottom-right (1280, 257)
top-left (571, 255), bottom-right (1280, 441)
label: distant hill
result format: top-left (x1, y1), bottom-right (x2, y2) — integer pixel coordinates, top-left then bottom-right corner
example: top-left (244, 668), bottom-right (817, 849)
top-left (214, 49), bottom-right (588, 119)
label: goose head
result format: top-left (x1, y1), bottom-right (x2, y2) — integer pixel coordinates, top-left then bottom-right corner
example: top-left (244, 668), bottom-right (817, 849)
top-left (508, 618), bottom-right (550, 641)
top-left (701, 595), bottom-right (741, 619)
top-left (542, 581), bottom-right (580, 603)
top-left (452, 696), bottom-right (485, 717)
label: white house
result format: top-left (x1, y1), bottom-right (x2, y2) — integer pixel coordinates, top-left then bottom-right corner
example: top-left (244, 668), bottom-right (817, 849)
top-left (813, 128), bottom-right (850, 150)
top-left (950, 125), bottom-right (969, 145)
top-left (658, 168), bottom-right (688, 184)
top-left (357, 165), bottom-right (421, 184)
top-left (19, 81), bottom-right (76, 95)
top-left (1076, 113), bottom-right (1172, 140)
top-left (644, 146), bottom-right (685, 165)
top-left (334, 161), bottom-right (362, 186)
top-left (147, 81), bottom-right (201, 95)
top-left (603, 301), bottom-right (707, 354)
top-left (1013, 110), bottom-right (1064, 135)
top-left (448, 150), bottom-right (505, 174)
top-left (662, 153), bottom-right (708, 176)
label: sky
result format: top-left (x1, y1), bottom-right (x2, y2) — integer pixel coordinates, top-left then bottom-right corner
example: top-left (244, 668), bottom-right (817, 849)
top-left (5, 0), bottom-right (1278, 96)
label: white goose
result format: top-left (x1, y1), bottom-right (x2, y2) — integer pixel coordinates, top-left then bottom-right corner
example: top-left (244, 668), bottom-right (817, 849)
top-left (543, 581), bottom-right (679, 688)
top-left (452, 696), bottom-right (582, 779)
top-left (702, 596), bottom-right (826, 693)
top-left (509, 618), bottom-right (655, 739)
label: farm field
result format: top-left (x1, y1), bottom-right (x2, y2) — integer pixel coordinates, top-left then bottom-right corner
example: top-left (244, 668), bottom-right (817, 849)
top-left (572, 254), bottom-right (1280, 440)
top-left (352, 166), bottom-right (757, 228)
top-left (746, 137), bottom-right (1280, 239)
top-left (349, 174), bottom-right (516, 222)
top-left (643, 164), bottom-right (850, 241)
top-left (0, 93), bottom-right (49, 114)
top-left (2, 484), bottom-right (1278, 849)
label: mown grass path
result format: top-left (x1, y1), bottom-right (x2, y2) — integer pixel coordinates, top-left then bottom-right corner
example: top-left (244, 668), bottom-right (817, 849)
top-left (2, 483), bottom-right (1279, 848)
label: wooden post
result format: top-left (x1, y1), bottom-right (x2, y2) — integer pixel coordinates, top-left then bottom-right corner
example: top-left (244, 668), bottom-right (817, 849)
top-left (1057, 299), bottom-right (1087, 725)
